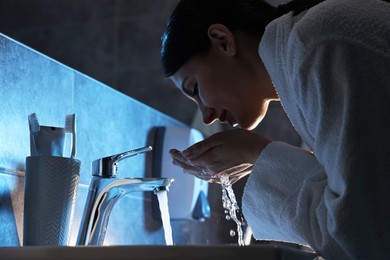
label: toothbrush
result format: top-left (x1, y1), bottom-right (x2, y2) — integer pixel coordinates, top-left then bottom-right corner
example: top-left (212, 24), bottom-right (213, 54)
top-left (65, 114), bottom-right (76, 158)
top-left (28, 113), bottom-right (40, 156)
top-left (28, 113), bottom-right (40, 133)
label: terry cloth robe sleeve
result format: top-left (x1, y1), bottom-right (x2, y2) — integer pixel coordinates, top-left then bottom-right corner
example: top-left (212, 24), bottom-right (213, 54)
top-left (242, 0), bottom-right (390, 258)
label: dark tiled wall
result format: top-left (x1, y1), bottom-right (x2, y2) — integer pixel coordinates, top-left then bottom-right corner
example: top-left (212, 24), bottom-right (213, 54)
top-left (0, 33), bottom-right (236, 246)
top-left (0, 0), bottom-right (197, 125)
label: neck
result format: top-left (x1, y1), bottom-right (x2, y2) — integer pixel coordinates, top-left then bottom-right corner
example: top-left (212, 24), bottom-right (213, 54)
top-left (232, 31), bottom-right (278, 101)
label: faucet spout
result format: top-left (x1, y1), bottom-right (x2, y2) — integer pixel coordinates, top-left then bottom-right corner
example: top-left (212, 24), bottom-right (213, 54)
top-left (77, 177), bottom-right (173, 246)
top-left (92, 146), bottom-right (153, 178)
top-left (76, 146), bottom-right (174, 246)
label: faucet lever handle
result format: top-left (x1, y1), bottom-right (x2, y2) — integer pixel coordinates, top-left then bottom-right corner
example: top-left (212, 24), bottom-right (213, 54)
top-left (92, 146), bottom-right (153, 178)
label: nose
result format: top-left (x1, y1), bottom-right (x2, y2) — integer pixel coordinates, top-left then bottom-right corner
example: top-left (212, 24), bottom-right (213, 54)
top-left (200, 104), bottom-right (217, 125)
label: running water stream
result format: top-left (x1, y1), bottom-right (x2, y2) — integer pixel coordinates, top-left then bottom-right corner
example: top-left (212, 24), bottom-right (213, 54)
top-left (156, 190), bottom-right (174, 245)
top-left (220, 175), bottom-right (245, 246)
top-left (155, 176), bottom-right (243, 246)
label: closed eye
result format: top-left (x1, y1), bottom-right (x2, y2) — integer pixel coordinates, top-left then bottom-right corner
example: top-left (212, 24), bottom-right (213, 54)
top-left (183, 82), bottom-right (199, 98)
top-left (192, 84), bottom-right (199, 96)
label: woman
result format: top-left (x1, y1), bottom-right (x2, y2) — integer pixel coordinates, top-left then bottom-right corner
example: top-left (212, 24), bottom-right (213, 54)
top-left (161, 0), bottom-right (390, 258)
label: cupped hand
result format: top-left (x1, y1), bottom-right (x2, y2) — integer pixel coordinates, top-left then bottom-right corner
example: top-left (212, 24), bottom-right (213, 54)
top-left (169, 129), bottom-right (271, 185)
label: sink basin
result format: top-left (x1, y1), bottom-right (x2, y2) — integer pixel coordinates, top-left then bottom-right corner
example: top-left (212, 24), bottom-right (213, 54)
top-left (0, 245), bottom-right (317, 259)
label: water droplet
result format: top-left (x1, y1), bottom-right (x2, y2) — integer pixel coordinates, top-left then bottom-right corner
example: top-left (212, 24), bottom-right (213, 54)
top-left (220, 175), bottom-right (244, 246)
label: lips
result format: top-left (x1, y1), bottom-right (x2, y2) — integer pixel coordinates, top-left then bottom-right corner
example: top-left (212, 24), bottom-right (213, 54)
top-left (219, 110), bottom-right (237, 127)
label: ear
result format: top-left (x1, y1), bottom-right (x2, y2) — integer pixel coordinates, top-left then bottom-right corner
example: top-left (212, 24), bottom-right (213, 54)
top-left (207, 24), bottom-right (237, 56)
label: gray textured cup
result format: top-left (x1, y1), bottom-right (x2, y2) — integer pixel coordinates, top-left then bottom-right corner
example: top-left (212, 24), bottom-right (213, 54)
top-left (23, 156), bottom-right (80, 246)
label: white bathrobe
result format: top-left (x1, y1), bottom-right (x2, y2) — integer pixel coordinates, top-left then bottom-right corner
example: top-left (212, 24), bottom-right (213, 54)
top-left (242, 0), bottom-right (390, 258)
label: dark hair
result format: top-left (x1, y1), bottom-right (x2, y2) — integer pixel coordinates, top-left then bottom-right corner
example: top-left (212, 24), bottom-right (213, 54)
top-left (161, 0), bottom-right (325, 77)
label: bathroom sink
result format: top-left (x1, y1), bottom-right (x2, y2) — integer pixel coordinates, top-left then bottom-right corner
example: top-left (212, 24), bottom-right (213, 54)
top-left (0, 245), bottom-right (317, 259)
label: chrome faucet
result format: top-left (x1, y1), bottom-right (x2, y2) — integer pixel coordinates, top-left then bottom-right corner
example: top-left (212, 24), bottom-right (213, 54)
top-left (76, 146), bottom-right (173, 246)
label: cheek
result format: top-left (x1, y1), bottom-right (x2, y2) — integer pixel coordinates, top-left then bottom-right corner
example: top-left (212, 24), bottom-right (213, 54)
top-left (198, 78), bottom-right (225, 106)
top-left (198, 64), bottom-right (245, 107)
top-left (202, 83), bottom-right (235, 108)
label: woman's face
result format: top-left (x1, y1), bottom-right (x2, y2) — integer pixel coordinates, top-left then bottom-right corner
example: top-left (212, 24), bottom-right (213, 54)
top-left (170, 27), bottom-right (278, 130)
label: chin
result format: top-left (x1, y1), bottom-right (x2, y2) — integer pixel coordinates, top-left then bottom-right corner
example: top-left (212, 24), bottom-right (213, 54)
top-left (239, 115), bottom-right (265, 130)
top-left (238, 122), bottom-right (258, 131)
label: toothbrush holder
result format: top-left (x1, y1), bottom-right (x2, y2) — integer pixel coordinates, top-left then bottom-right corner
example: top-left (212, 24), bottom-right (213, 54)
top-left (23, 156), bottom-right (80, 246)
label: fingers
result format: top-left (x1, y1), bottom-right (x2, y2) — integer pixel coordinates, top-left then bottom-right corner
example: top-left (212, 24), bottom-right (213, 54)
top-left (170, 148), bottom-right (213, 169)
top-left (169, 149), bottom-right (190, 165)
top-left (170, 151), bottom-right (252, 185)
top-left (170, 148), bottom-right (253, 181)
top-left (172, 158), bottom-right (218, 183)
top-left (170, 149), bottom-right (209, 174)
top-left (170, 149), bottom-right (221, 183)
top-left (182, 138), bottom-right (222, 159)
top-left (168, 129), bottom-right (266, 185)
